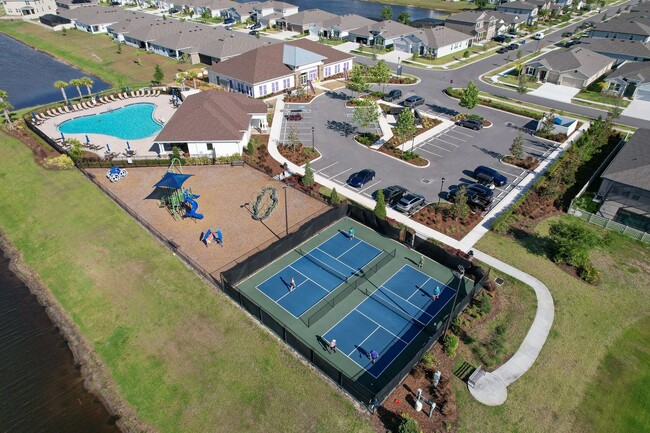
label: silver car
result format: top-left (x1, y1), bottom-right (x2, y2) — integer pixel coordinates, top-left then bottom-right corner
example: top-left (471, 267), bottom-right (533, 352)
top-left (395, 193), bottom-right (425, 215)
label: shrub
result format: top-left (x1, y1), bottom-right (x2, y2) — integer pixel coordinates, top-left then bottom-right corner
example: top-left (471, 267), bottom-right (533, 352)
top-left (302, 161), bottom-right (314, 187)
top-left (397, 413), bottom-right (422, 433)
top-left (579, 263), bottom-right (600, 284)
top-left (547, 219), bottom-right (600, 268)
top-left (216, 153), bottom-right (241, 163)
top-left (44, 154), bottom-right (74, 170)
top-left (330, 187), bottom-right (340, 205)
top-left (476, 292), bottom-right (493, 316)
top-left (421, 351), bottom-right (435, 369)
top-left (443, 334), bottom-right (459, 357)
top-left (355, 132), bottom-right (380, 145)
top-left (374, 187), bottom-right (387, 219)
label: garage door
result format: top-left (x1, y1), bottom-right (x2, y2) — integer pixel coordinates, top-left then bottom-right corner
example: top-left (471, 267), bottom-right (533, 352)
top-left (634, 87), bottom-right (650, 101)
top-left (393, 39), bottom-right (411, 53)
top-left (559, 76), bottom-right (584, 88)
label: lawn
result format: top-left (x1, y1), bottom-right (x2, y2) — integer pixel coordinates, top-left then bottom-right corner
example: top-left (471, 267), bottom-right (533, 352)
top-left (317, 38), bottom-right (346, 46)
top-left (405, 43), bottom-right (499, 66)
top-left (497, 72), bottom-right (542, 90)
top-left (0, 130), bottom-right (373, 433)
top-left (573, 89), bottom-right (630, 108)
top-left (452, 216), bottom-right (650, 433)
top-left (0, 21), bottom-right (198, 89)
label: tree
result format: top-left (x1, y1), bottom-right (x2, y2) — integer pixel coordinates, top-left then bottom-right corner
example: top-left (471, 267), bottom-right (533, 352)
top-left (80, 76), bottom-right (94, 97)
top-left (287, 125), bottom-right (300, 147)
top-left (517, 72), bottom-right (528, 94)
top-left (186, 70), bottom-right (198, 89)
top-left (70, 78), bottom-right (84, 100)
top-left (371, 59), bottom-right (391, 84)
top-left (117, 42), bottom-right (122, 54)
top-left (379, 5), bottom-right (392, 21)
top-left (539, 109), bottom-right (556, 136)
top-left (302, 161), bottom-right (314, 187)
top-left (374, 188), bottom-right (387, 219)
top-left (510, 132), bottom-right (525, 158)
top-left (352, 100), bottom-right (380, 128)
top-left (153, 64), bottom-right (164, 85)
top-left (394, 108), bottom-right (417, 142)
top-left (548, 219), bottom-right (600, 268)
top-left (463, 50), bottom-right (470, 59)
top-left (451, 186), bottom-right (470, 220)
top-left (67, 138), bottom-right (84, 159)
top-left (475, 0), bottom-right (488, 8)
top-left (397, 413), bottom-right (422, 433)
top-left (345, 66), bottom-right (369, 96)
top-left (330, 188), bottom-right (340, 205)
top-left (0, 95), bottom-right (14, 130)
top-left (397, 11), bottom-right (410, 25)
top-left (54, 80), bottom-right (69, 104)
top-left (458, 80), bottom-right (479, 113)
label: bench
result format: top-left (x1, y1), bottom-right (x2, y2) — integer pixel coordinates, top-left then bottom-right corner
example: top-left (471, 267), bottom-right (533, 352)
top-left (467, 366), bottom-right (486, 388)
top-left (231, 160), bottom-right (245, 167)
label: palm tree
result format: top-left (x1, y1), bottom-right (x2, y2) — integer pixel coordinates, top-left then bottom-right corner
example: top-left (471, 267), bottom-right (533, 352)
top-left (186, 70), bottom-right (198, 89)
top-left (0, 90), bottom-right (14, 130)
top-left (80, 77), bottom-right (94, 97)
top-left (54, 80), bottom-right (69, 104)
top-left (70, 78), bottom-right (84, 100)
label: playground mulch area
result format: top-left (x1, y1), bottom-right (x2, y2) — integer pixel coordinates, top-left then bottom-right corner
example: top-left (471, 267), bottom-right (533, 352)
top-left (87, 165), bottom-right (329, 276)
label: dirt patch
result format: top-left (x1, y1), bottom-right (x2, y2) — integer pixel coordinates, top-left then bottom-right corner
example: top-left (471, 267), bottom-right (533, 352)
top-left (85, 164), bottom-right (329, 276)
top-left (243, 137), bottom-right (285, 177)
top-left (502, 155), bottom-right (540, 170)
top-left (277, 144), bottom-right (320, 166)
top-left (412, 205), bottom-right (482, 240)
top-left (0, 232), bottom-right (151, 433)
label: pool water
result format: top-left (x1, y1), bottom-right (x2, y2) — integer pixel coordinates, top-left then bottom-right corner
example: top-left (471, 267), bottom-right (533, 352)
top-left (58, 103), bottom-right (162, 140)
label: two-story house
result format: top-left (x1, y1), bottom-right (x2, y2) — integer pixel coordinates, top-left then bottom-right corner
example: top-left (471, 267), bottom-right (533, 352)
top-left (589, 15), bottom-right (650, 43)
top-left (496, 1), bottom-right (539, 25)
top-left (444, 10), bottom-right (497, 42)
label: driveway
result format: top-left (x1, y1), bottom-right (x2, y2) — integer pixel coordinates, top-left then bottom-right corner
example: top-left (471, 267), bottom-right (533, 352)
top-left (528, 83), bottom-right (580, 103)
top-left (621, 99), bottom-right (650, 121)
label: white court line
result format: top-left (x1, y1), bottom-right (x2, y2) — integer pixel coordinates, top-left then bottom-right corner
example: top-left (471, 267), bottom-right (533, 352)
top-left (289, 264), bottom-right (333, 294)
top-left (315, 161), bottom-right (338, 173)
top-left (276, 279), bottom-right (312, 303)
top-left (330, 167), bottom-right (352, 179)
top-left (346, 326), bottom-right (382, 357)
top-left (360, 180), bottom-right (381, 193)
top-left (315, 247), bottom-right (358, 273)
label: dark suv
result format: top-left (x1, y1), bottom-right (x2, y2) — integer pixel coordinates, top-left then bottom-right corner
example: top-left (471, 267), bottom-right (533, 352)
top-left (403, 95), bottom-right (425, 108)
top-left (383, 89), bottom-right (402, 102)
top-left (473, 166), bottom-right (507, 187)
top-left (494, 34), bottom-right (511, 43)
top-left (449, 185), bottom-right (493, 211)
top-left (458, 118), bottom-right (483, 130)
top-left (378, 185), bottom-right (407, 206)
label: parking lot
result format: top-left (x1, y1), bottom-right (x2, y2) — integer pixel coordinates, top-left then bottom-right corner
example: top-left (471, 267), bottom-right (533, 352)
top-left (280, 90), bottom-right (558, 216)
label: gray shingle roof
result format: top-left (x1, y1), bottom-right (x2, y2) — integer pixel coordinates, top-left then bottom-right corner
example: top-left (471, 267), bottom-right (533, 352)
top-left (418, 26), bottom-right (472, 48)
top-left (58, 5), bottom-right (135, 25)
top-left (322, 13), bottom-right (375, 32)
top-left (601, 128), bottom-right (650, 190)
top-left (281, 8), bottom-right (337, 26)
top-left (445, 10), bottom-right (493, 24)
top-left (350, 19), bottom-right (415, 39)
top-left (592, 16), bottom-right (650, 36)
top-left (154, 91), bottom-right (268, 143)
top-left (606, 61), bottom-right (650, 84)
top-left (581, 38), bottom-right (650, 59)
top-left (526, 47), bottom-right (613, 77)
top-left (490, 10), bottom-right (522, 25)
top-left (497, 1), bottom-right (538, 11)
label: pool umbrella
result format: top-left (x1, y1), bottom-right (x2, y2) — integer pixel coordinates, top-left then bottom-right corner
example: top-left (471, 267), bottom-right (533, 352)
top-left (106, 144), bottom-right (111, 152)
top-left (31, 112), bottom-right (37, 123)
top-left (60, 132), bottom-right (65, 141)
top-left (126, 141), bottom-right (131, 150)
top-left (85, 135), bottom-right (90, 144)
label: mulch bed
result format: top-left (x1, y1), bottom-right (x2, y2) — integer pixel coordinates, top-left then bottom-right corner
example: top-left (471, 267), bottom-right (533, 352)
top-left (242, 135), bottom-right (285, 177)
top-left (379, 117), bottom-right (442, 167)
top-left (411, 204), bottom-right (482, 240)
top-left (284, 93), bottom-right (315, 103)
top-left (502, 155), bottom-right (540, 170)
top-left (277, 144), bottom-right (320, 166)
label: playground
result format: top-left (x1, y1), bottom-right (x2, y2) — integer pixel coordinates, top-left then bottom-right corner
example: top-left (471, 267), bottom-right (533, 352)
top-left (87, 164), bottom-right (329, 276)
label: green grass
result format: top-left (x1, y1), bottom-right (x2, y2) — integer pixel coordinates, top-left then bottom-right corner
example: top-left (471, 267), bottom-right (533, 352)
top-left (451, 216), bottom-right (650, 433)
top-left (317, 39), bottom-right (346, 46)
top-left (0, 130), bottom-right (372, 433)
top-left (0, 21), bottom-right (198, 89)
top-left (573, 89), bottom-right (630, 108)
top-left (497, 73), bottom-right (542, 90)
top-left (405, 43), bottom-right (499, 67)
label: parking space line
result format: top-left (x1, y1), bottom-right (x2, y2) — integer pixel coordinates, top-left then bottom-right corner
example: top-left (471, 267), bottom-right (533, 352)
top-left (432, 137), bottom-right (459, 147)
top-left (424, 141), bottom-right (453, 152)
top-left (449, 128), bottom-right (475, 138)
top-left (315, 162), bottom-right (338, 173)
top-left (416, 147), bottom-right (444, 158)
top-left (442, 133), bottom-right (466, 142)
top-left (360, 180), bottom-right (381, 193)
top-left (330, 168), bottom-right (352, 180)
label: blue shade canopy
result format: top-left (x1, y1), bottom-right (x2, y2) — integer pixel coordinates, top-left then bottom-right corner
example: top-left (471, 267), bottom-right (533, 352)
top-left (154, 172), bottom-right (193, 189)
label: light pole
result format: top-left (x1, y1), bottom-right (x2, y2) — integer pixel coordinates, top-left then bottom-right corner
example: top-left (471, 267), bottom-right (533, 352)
top-left (311, 126), bottom-right (315, 150)
top-left (283, 183), bottom-right (293, 236)
top-left (438, 177), bottom-right (446, 205)
top-left (410, 130), bottom-right (416, 152)
top-left (443, 266), bottom-right (465, 337)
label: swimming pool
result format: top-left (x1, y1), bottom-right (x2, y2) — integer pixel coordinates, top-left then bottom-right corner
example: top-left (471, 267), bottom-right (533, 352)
top-left (58, 103), bottom-right (162, 140)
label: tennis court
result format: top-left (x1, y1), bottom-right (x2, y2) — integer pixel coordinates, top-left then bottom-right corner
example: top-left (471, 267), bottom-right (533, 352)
top-left (256, 232), bottom-right (382, 317)
top-left (323, 265), bottom-right (455, 377)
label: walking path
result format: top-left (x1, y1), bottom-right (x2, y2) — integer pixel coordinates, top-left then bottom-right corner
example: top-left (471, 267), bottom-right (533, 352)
top-left (269, 88), bottom-right (555, 406)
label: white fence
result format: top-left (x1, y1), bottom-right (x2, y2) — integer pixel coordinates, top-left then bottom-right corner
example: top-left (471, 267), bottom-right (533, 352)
top-left (568, 206), bottom-right (650, 243)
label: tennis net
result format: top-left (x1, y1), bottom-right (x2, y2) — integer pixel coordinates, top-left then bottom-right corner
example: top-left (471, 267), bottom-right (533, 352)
top-left (296, 248), bottom-right (350, 282)
top-left (359, 287), bottom-right (434, 334)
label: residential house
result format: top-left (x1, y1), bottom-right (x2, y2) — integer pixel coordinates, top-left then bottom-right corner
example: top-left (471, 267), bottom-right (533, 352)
top-left (347, 20), bottom-right (416, 48)
top-left (528, 0), bottom-right (551, 11)
top-left (392, 26), bottom-right (473, 57)
top-left (222, 2), bottom-right (259, 23)
top-left (154, 91), bottom-right (269, 158)
top-left (3, 0), bottom-right (56, 17)
top-left (187, 0), bottom-right (232, 18)
top-left (208, 39), bottom-right (354, 98)
top-left (589, 15), bottom-right (650, 43)
top-left (596, 129), bottom-right (650, 232)
top-left (58, 5), bottom-right (135, 33)
top-left (524, 47), bottom-right (614, 88)
top-left (444, 10), bottom-right (497, 42)
top-left (496, 1), bottom-right (539, 25)
top-left (55, 0), bottom-right (96, 10)
top-left (580, 38), bottom-right (650, 65)
top-left (253, 1), bottom-right (298, 19)
top-left (605, 61), bottom-right (650, 99)
top-left (491, 11), bottom-right (523, 35)
top-left (276, 9), bottom-right (338, 34)
top-left (320, 13), bottom-right (376, 40)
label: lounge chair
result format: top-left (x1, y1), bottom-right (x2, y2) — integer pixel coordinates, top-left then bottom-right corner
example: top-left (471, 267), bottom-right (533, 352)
top-left (153, 90), bottom-right (160, 97)
top-left (110, 95), bottom-right (117, 102)
top-left (82, 102), bottom-right (90, 109)
top-left (45, 109), bottom-right (55, 117)
top-left (101, 96), bottom-right (110, 104)
top-left (63, 106), bottom-right (72, 113)
top-left (143, 90), bottom-right (150, 97)
top-left (130, 91), bottom-right (137, 98)
top-left (71, 104), bottom-right (80, 111)
top-left (118, 93), bottom-right (126, 100)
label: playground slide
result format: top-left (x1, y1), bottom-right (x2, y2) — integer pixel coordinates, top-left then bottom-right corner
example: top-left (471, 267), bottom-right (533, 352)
top-left (183, 193), bottom-right (204, 220)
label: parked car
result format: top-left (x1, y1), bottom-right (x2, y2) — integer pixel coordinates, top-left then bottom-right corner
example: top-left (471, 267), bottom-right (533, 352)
top-left (562, 31), bottom-right (573, 37)
top-left (507, 43), bottom-right (519, 50)
top-left (395, 193), bottom-right (425, 215)
top-left (476, 172), bottom-right (496, 189)
top-left (285, 110), bottom-right (302, 121)
top-left (473, 166), bottom-right (508, 187)
top-left (224, 25), bottom-right (232, 30)
top-left (403, 95), bottom-right (425, 108)
top-left (534, 32), bottom-right (545, 40)
top-left (224, 17), bottom-right (235, 24)
top-left (497, 47), bottom-right (509, 54)
top-left (347, 169), bottom-right (376, 188)
top-left (168, 7), bottom-right (179, 13)
top-left (494, 34), bottom-right (512, 43)
top-left (378, 185), bottom-right (408, 206)
top-left (450, 184), bottom-right (494, 201)
top-left (383, 89), bottom-right (402, 102)
top-left (249, 30), bottom-right (260, 36)
top-left (457, 118), bottom-right (483, 131)
top-left (251, 22), bottom-right (262, 29)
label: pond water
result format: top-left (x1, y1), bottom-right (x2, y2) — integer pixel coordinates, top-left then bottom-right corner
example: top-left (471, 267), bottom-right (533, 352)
top-left (237, 0), bottom-right (449, 21)
top-left (0, 33), bottom-right (110, 110)
top-left (0, 249), bottom-right (121, 433)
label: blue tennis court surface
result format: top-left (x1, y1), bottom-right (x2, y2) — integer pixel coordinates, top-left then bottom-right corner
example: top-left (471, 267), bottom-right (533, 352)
top-left (324, 265), bottom-right (456, 378)
top-left (256, 232), bottom-right (381, 317)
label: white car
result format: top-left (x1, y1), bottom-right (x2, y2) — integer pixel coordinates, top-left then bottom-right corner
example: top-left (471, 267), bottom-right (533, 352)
top-left (534, 32), bottom-right (545, 40)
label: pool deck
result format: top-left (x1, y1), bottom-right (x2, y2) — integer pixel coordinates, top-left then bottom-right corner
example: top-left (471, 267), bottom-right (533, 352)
top-left (38, 94), bottom-right (176, 159)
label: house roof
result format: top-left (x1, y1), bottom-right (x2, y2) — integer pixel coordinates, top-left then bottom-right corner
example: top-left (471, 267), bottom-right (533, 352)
top-left (592, 16), bottom-right (650, 36)
top-left (605, 61), bottom-right (650, 84)
top-left (209, 38), bottom-right (353, 84)
top-left (418, 26), bottom-right (473, 48)
top-left (601, 128), bottom-right (650, 190)
top-left (254, 1), bottom-right (296, 10)
top-left (154, 91), bottom-right (268, 143)
top-left (445, 10), bottom-right (492, 24)
top-left (57, 5), bottom-right (135, 25)
top-left (281, 8), bottom-right (337, 26)
top-left (580, 38), bottom-right (650, 59)
top-left (526, 47), bottom-right (613, 77)
top-left (350, 19), bottom-right (415, 39)
top-left (490, 10), bottom-right (522, 25)
top-left (185, 0), bottom-right (232, 11)
top-left (497, 1), bottom-right (538, 11)
top-left (322, 13), bottom-right (376, 32)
